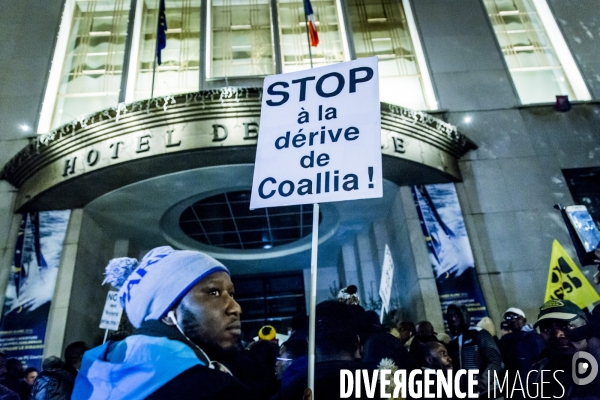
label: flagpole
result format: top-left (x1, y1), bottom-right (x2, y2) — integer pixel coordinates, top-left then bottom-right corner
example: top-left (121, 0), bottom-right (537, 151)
top-left (149, 2), bottom-right (161, 105)
top-left (302, 1), bottom-right (314, 69)
top-left (303, 2), bottom-right (317, 393)
top-left (150, 54), bottom-right (158, 107)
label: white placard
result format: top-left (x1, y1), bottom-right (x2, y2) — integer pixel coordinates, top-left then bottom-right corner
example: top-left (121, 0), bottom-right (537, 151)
top-left (379, 245), bottom-right (395, 312)
top-left (251, 57), bottom-right (382, 209)
top-left (99, 290), bottom-right (123, 331)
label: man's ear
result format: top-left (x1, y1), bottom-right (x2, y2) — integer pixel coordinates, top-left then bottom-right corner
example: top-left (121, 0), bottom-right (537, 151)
top-left (425, 355), bottom-right (434, 366)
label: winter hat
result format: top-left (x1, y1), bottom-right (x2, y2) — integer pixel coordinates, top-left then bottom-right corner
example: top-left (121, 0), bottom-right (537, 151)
top-left (258, 325), bottom-right (277, 341)
top-left (476, 317), bottom-right (496, 337)
top-left (337, 285), bottom-right (360, 305)
top-left (103, 246), bottom-right (229, 328)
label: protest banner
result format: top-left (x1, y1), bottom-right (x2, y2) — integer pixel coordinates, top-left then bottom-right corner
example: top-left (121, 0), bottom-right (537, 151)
top-left (250, 56), bottom-right (382, 209)
top-left (412, 184), bottom-right (489, 328)
top-left (0, 211), bottom-right (71, 370)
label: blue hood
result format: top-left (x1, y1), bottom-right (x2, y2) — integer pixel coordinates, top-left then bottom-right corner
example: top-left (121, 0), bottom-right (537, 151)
top-left (72, 335), bottom-right (204, 399)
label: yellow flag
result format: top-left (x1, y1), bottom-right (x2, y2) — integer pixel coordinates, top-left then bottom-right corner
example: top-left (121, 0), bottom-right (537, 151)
top-left (545, 240), bottom-right (600, 309)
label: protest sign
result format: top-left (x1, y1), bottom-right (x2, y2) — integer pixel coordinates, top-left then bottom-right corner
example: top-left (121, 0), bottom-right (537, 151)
top-left (379, 245), bottom-right (395, 314)
top-left (99, 290), bottom-right (123, 331)
top-left (544, 240), bottom-right (600, 309)
top-left (251, 57), bottom-right (382, 209)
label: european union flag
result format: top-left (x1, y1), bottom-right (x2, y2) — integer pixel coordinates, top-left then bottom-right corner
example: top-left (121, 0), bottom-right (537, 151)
top-left (156, 0), bottom-right (167, 65)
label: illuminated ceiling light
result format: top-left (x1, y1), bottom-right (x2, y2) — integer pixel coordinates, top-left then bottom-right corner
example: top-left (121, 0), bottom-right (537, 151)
top-left (19, 124), bottom-right (31, 132)
top-left (464, 116), bottom-right (472, 123)
top-left (263, 244), bottom-right (273, 249)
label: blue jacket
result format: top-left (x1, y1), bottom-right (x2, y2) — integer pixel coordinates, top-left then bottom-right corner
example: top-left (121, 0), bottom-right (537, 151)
top-left (72, 333), bottom-right (205, 399)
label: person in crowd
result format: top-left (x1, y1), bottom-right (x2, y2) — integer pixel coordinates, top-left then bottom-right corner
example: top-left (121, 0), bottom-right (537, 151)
top-left (498, 307), bottom-right (545, 382)
top-left (31, 341), bottom-right (89, 400)
top-left (382, 309), bottom-right (402, 339)
top-left (72, 246), bottom-right (265, 399)
top-left (30, 356), bottom-right (76, 400)
top-left (410, 341), bottom-right (454, 400)
top-left (418, 341), bottom-right (453, 372)
top-left (499, 320), bottom-right (511, 338)
top-left (16, 367), bottom-right (37, 400)
top-left (22, 367), bottom-right (37, 387)
top-left (0, 354), bottom-right (18, 400)
top-left (274, 300), bottom-right (377, 400)
top-left (409, 320), bottom-right (440, 353)
top-left (477, 316), bottom-right (502, 348)
top-left (3, 359), bottom-right (25, 397)
top-left (233, 338), bottom-right (280, 397)
top-left (446, 304), bottom-right (504, 397)
top-left (529, 299), bottom-right (600, 399)
top-left (397, 321), bottom-right (416, 350)
top-left (287, 314), bottom-right (308, 342)
top-left (276, 340), bottom-right (308, 381)
top-left (63, 341), bottom-right (88, 377)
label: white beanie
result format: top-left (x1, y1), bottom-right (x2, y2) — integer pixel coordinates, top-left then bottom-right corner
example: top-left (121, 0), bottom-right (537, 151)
top-left (103, 246), bottom-right (229, 328)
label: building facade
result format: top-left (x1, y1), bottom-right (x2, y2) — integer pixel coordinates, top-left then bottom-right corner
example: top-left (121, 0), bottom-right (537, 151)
top-left (0, 0), bottom-right (599, 359)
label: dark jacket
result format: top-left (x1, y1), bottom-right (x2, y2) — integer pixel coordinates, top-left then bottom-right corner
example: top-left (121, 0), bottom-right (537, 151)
top-left (30, 362), bottom-right (76, 400)
top-left (530, 353), bottom-right (600, 400)
top-left (273, 359), bottom-right (379, 400)
top-left (498, 327), bottom-right (545, 377)
top-left (363, 332), bottom-right (418, 371)
top-left (447, 305), bottom-right (504, 397)
top-left (0, 385), bottom-right (19, 400)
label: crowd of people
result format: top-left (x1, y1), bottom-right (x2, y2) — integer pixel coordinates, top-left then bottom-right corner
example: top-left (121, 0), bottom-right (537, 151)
top-left (0, 246), bottom-right (598, 399)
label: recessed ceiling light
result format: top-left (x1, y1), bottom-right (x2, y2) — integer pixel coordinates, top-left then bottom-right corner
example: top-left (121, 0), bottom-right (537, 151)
top-left (19, 124), bottom-right (31, 132)
top-left (464, 116), bottom-right (472, 123)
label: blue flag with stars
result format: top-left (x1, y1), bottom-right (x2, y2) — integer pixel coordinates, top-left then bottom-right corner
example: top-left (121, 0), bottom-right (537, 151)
top-left (156, 0), bottom-right (167, 65)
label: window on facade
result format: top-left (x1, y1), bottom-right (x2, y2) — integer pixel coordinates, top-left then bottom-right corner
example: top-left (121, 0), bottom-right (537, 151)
top-left (234, 272), bottom-right (306, 340)
top-left (483, 0), bottom-right (578, 104)
top-left (134, 0), bottom-right (201, 100)
top-left (52, 0), bottom-right (130, 129)
top-left (278, 0), bottom-right (345, 72)
top-left (346, 0), bottom-right (427, 110)
top-left (210, 0), bottom-right (273, 78)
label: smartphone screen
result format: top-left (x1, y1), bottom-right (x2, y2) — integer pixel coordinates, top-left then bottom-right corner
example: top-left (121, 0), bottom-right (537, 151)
top-left (565, 205), bottom-right (600, 253)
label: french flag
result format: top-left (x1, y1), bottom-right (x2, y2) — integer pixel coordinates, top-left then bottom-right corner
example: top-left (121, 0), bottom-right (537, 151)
top-left (304, 0), bottom-right (319, 47)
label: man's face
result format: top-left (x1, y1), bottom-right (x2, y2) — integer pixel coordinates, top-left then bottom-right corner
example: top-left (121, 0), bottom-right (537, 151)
top-left (427, 343), bottom-right (453, 371)
top-left (504, 312), bottom-right (526, 333)
top-left (446, 308), bottom-right (462, 334)
top-left (398, 327), bottom-right (412, 343)
top-left (176, 271), bottom-right (242, 358)
top-left (24, 371), bottom-right (37, 386)
top-left (275, 345), bottom-right (293, 380)
top-left (538, 317), bottom-right (587, 356)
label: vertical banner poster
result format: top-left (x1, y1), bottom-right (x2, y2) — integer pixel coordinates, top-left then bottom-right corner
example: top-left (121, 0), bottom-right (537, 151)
top-left (412, 184), bottom-right (488, 328)
top-left (251, 56), bottom-right (382, 209)
top-left (0, 210), bottom-right (71, 369)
